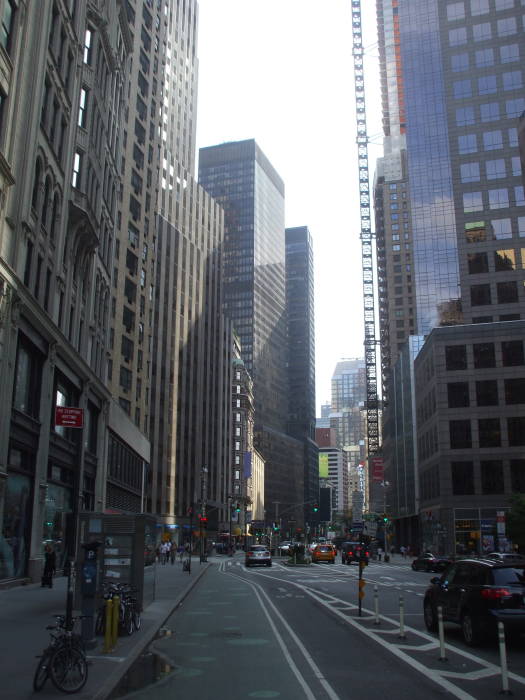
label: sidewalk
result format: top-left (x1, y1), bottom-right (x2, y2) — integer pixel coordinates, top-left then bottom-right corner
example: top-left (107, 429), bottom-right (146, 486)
top-left (0, 555), bottom-right (211, 700)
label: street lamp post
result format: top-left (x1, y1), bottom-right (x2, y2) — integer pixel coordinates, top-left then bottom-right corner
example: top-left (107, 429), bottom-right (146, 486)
top-left (200, 467), bottom-right (208, 563)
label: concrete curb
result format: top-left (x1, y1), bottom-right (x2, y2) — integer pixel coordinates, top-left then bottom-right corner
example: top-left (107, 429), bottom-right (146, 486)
top-left (91, 562), bottom-right (210, 700)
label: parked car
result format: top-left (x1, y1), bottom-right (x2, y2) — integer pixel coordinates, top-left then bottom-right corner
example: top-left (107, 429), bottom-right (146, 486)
top-left (312, 544), bottom-right (336, 564)
top-left (423, 558), bottom-right (525, 646)
top-left (245, 545), bottom-right (272, 567)
top-left (412, 553), bottom-right (452, 572)
top-left (341, 541), bottom-right (368, 565)
top-left (484, 552), bottom-right (525, 565)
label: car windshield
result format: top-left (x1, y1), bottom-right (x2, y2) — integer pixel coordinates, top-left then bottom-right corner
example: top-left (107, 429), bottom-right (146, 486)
top-left (492, 567), bottom-right (525, 585)
top-left (318, 546), bottom-right (331, 552)
top-left (251, 546), bottom-right (267, 551)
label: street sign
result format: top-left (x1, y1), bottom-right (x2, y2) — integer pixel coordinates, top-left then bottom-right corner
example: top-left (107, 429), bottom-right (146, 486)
top-left (55, 406), bottom-right (84, 428)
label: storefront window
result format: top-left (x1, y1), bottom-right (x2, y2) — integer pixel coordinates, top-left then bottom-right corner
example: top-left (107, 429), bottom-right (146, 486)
top-left (43, 483), bottom-right (72, 570)
top-left (0, 473), bottom-right (32, 579)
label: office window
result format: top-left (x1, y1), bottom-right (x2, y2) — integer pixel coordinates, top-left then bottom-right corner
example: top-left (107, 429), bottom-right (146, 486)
top-left (460, 162), bottom-right (480, 182)
top-left (505, 378), bottom-right (525, 404)
top-left (473, 316), bottom-right (493, 324)
top-left (515, 186), bottom-right (525, 207)
top-left (447, 2), bottom-right (465, 20)
top-left (470, 0), bottom-right (489, 14)
top-left (479, 418), bottom-right (501, 447)
top-left (72, 150), bottom-right (82, 188)
top-left (508, 127), bottom-right (518, 147)
top-left (446, 345), bottom-right (467, 370)
top-left (476, 380), bottom-right (498, 406)
top-left (478, 75), bottom-right (497, 95)
top-left (456, 105), bottom-right (474, 124)
top-left (491, 219), bottom-right (512, 240)
top-left (467, 252), bottom-right (488, 274)
top-left (502, 340), bottom-right (524, 365)
top-left (500, 44), bottom-right (519, 63)
top-left (83, 27), bottom-right (93, 64)
top-left (495, 249), bottom-right (516, 271)
top-left (473, 342), bottom-right (496, 368)
top-left (483, 131), bottom-right (503, 150)
top-left (508, 417), bottom-right (525, 446)
top-left (459, 134), bottom-right (477, 153)
top-left (470, 284), bottom-right (491, 306)
top-left (480, 102), bottom-right (499, 122)
top-left (475, 47), bottom-right (494, 66)
top-left (519, 218), bottom-right (525, 238)
top-left (451, 53), bottom-right (469, 71)
top-left (494, 0), bottom-right (514, 8)
top-left (447, 382), bottom-right (470, 408)
top-left (472, 22), bottom-right (491, 41)
top-left (488, 189), bottom-right (509, 209)
top-left (503, 70), bottom-right (522, 91)
top-left (78, 87), bottom-right (88, 128)
top-left (454, 80), bottom-right (472, 99)
top-left (463, 192), bottom-right (483, 212)
top-left (497, 281), bottom-right (518, 303)
top-left (497, 17), bottom-right (517, 35)
top-left (512, 157), bottom-right (521, 176)
top-left (450, 420), bottom-right (472, 449)
top-left (510, 459), bottom-right (525, 492)
top-left (486, 159), bottom-right (506, 180)
top-left (480, 461), bottom-right (504, 495)
top-left (449, 27), bottom-right (467, 45)
top-left (451, 461), bottom-right (474, 495)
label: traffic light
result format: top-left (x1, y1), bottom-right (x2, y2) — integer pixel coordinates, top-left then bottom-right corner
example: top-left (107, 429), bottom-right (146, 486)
top-left (235, 503), bottom-right (241, 513)
top-left (273, 522), bottom-right (280, 531)
top-left (313, 503), bottom-right (319, 512)
top-left (383, 514), bottom-right (389, 523)
top-left (199, 515), bottom-right (207, 523)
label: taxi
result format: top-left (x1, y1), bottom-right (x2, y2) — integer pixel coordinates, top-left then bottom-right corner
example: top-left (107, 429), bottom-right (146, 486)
top-left (312, 543), bottom-right (336, 564)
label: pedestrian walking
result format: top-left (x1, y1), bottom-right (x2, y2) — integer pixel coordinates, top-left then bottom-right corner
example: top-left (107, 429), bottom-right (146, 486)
top-left (400, 545), bottom-right (406, 559)
top-left (41, 544), bottom-right (56, 588)
top-left (169, 541), bottom-right (175, 564)
top-left (377, 547), bottom-right (383, 562)
top-left (177, 544), bottom-right (184, 562)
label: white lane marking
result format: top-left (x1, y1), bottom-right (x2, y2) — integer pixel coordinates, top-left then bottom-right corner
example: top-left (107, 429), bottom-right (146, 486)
top-left (244, 568), bottom-right (525, 692)
top-left (220, 568), bottom-right (339, 700)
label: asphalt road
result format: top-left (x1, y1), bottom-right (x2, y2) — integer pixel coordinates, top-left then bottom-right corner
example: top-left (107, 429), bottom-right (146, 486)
top-left (114, 556), bottom-right (525, 700)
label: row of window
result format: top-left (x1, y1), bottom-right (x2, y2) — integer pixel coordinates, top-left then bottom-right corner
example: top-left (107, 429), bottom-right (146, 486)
top-left (453, 72), bottom-right (523, 99)
top-left (449, 16), bottom-right (523, 46)
top-left (458, 127), bottom-right (518, 154)
top-left (470, 279), bottom-right (523, 305)
top-left (465, 218), bottom-right (525, 242)
top-left (464, 186), bottom-right (523, 212)
top-left (450, 416), bottom-right (525, 447)
top-left (468, 248), bottom-right (525, 273)
top-left (460, 156), bottom-right (521, 181)
top-left (445, 339), bottom-right (524, 369)
top-left (448, 377), bottom-right (525, 406)
top-left (451, 43), bottom-right (520, 72)
top-left (421, 459), bottom-right (525, 502)
top-left (447, 0), bottom-right (523, 22)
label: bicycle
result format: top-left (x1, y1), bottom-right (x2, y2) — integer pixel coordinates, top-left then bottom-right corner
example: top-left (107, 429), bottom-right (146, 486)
top-left (96, 581), bottom-right (141, 636)
top-left (34, 615), bottom-right (88, 693)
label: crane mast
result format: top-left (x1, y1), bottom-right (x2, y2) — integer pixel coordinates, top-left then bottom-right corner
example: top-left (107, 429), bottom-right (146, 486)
top-left (351, 0), bottom-right (380, 456)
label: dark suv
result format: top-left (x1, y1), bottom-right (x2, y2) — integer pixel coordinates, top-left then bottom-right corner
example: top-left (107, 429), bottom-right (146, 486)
top-left (341, 541), bottom-right (368, 565)
top-left (423, 558), bottom-right (525, 646)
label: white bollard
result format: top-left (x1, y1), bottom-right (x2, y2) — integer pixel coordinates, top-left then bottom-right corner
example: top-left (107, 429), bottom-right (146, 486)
top-left (498, 621), bottom-right (511, 695)
top-left (374, 585), bottom-right (380, 625)
top-left (437, 606), bottom-right (447, 662)
top-left (398, 595), bottom-right (406, 638)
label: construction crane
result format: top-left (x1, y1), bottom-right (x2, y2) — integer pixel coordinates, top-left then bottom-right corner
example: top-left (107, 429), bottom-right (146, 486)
top-left (351, 1), bottom-right (380, 456)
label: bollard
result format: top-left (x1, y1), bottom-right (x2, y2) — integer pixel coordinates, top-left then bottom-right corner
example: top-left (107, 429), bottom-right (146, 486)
top-left (437, 606), bottom-right (447, 662)
top-left (373, 584), bottom-right (379, 622)
top-left (112, 595), bottom-right (120, 650)
top-left (398, 595), bottom-right (406, 638)
top-left (103, 598), bottom-right (113, 653)
top-left (497, 621), bottom-right (512, 695)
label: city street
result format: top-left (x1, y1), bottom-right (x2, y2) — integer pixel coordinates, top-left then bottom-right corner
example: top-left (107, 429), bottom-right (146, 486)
top-left (112, 555), bottom-right (525, 700)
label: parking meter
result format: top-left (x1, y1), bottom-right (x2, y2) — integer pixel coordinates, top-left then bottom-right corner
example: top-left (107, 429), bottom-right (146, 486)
top-left (80, 541), bottom-right (101, 646)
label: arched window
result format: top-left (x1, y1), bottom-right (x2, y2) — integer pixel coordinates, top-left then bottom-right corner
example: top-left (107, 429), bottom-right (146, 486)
top-left (42, 176), bottom-right (52, 230)
top-left (50, 192), bottom-right (60, 240)
top-left (32, 158), bottom-right (42, 210)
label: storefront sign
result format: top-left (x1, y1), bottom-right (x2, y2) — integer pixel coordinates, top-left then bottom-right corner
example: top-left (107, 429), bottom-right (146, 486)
top-left (55, 406), bottom-right (84, 428)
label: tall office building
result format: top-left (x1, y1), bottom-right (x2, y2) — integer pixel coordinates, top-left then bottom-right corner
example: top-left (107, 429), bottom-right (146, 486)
top-left (375, 0), bottom-right (525, 552)
top-left (329, 359), bottom-right (367, 451)
top-left (199, 140), bottom-right (305, 528)
top-left (285, 226), bottom-right (318, 524)
top-left (0, 1), bottom-right (148, 582)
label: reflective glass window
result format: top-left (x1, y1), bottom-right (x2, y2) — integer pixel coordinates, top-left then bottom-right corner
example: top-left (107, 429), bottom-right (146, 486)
top-left (486, 159), bottom-right (506, 179)
top-left (460, 162), bottom-right (480, 182)
top-left (465, 221), bottom-right (487, 242)
top-left (480, 102), bottom-right (499, 122)
top-left (454, 80), bottom-right (472, 99)
top-left (472, 22), bottom-right (491, 41)
top-left (476, 380), bottom-right (498, 406)
top-left (459, 134), bottom-right (477, 153)
top-left (494, 249), bottom-right (516, 271)
top-left (497, 281), bottom-right (518, 303)
top-left (494, 0), bottom-right (514, 8)
top-left (463, 192), bottom-right (483, 212)
top-left (449, 27), bottom-right (467, 45)
top-left (503, 71), bottom-right (523, 91)
top-left (497, 17), bottom-right (517, 35)
top-left (502, 340), bottom-right (524, 366)
top-left (483, 131), bottom-right (503, 150)
top-left (474, 342), bottom-right (496, 367)
top-left (519, 218), bottom-right (525, 237)
top-left (512, 157), bottom-right (521, 176)
top-left (449, 420), bottom-right (472, 449)
top-left (489, 189), bottom-right (509, 209)
top-left (470, 0), bottom-right (489, 14)
top-left (475, 48), bottom-right (494, 67)
top-left (451, 53), bottom-right (469, 71)
top-left (471, 285), bottom-right (492, 306)
top-left (478, 75), bottom-right (497, 95)
top-left (445, 345), bottom-right (467, 370)
top-left (448, 382), bottom-right (470, 408)
top-left (515, 187), bottom-right (525, 206)
top-left (468, 252), bottom-right (488, 273)
top-left (447, 2), bottom-right (465, 20)
top-left (500, 44), bottom-right (519, 63)
top-left (491, 219), bottom-right (512, 239)
top-left (456, 106), bottom-right (474, 125)
top-left (508, 127), bottom-right (518, 147)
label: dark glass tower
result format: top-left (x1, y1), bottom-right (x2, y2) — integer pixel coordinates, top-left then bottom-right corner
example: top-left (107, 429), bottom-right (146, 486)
top-left (285, 226), bottom-right (318, 525)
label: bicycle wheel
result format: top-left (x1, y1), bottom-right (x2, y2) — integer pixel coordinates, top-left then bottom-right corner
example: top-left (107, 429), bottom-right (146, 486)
top-left (95, 608), bottom-right (105, 635)
top-left (50, 647), bottom-right (88, 694)
top-left (132, 606), bottom-right (141, 631)
top-left (33, 650), bottom-right (52, 692)
top-left (123, 606), bottom-right (134, 635)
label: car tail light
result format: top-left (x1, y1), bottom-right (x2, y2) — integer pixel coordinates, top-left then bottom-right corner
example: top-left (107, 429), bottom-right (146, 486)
top-left (481, 587), bottom-right (511, 600)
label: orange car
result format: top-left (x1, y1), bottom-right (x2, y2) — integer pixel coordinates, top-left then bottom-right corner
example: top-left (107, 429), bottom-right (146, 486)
top-left (312, 544), bottom-right (336, 564)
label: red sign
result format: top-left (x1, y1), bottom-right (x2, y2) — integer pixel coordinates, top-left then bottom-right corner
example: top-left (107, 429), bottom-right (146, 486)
top-left (371, 457), bottom-right (385, 483)
top-left (55, 406), bottom-right (84, 428)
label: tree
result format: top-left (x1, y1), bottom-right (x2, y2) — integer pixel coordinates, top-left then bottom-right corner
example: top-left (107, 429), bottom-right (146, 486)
top-left (506, 494), bottom-right (525, 552)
